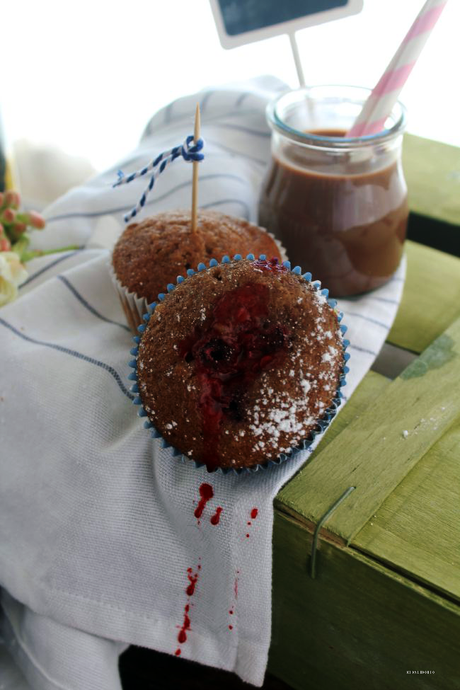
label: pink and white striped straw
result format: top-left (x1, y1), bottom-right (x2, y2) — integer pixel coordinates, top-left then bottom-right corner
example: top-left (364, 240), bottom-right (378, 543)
top-left (347, 0), bottom-right (448, 138)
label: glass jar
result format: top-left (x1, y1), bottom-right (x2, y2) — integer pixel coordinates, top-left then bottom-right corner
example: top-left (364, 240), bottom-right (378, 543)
top-left (258, 85), bottom-right (408, 297)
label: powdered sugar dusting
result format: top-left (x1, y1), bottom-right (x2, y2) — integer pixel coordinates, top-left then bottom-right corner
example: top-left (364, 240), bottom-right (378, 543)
top-left (243, 278), bottom-right (343, 456)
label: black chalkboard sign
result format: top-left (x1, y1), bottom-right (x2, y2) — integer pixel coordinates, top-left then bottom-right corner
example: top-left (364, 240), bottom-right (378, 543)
top-left (219, 0), bottom-right (348, 35)
top-left (209, 0), bottom-right (362, 48)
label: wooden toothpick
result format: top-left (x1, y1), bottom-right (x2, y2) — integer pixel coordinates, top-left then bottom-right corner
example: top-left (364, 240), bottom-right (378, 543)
top-left (191, 103), bottom-right (201, 234)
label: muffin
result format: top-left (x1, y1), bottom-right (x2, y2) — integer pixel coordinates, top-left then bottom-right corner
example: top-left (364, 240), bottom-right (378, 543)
top-left (111, 210), bottom-right (283, 332)
top-left (130, 256), bottom-right (347, 472)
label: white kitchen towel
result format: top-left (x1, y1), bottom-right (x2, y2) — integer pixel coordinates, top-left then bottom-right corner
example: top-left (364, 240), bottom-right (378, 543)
top-left (0, 77), bottom-right (405, 689)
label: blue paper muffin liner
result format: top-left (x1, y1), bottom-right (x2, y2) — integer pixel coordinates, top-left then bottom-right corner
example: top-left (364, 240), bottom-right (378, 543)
top-left (127, 254), bottom-right (349, 474)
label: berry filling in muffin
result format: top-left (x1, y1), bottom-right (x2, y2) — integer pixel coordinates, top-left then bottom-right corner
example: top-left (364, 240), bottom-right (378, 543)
top-left (178, 276), bottom-right (291, 470)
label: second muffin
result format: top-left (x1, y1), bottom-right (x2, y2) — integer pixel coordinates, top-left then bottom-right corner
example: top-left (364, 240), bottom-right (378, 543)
top-left (112, 210), bottom-right (282, 331)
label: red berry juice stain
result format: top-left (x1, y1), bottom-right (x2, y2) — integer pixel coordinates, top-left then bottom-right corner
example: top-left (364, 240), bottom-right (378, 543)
top-left (210, 506), bottom-right (223, 525)
top-left (228, 571), bottom-right (240, 632)
top-left (179, 273), bottom-right (290, 471)
top-left (234, 571), bottom-right (239, 599)
top-left (194, 483), bottom-right (214, 521)
top-left (228, 606), bottom-right (235, 631)
top-left (246, 508), bottom-right (259, 537)
top-left (186, 568), bottom-right (199, 596)
top-left (176, 563), bottom-right (201, 654)
top-left (177, 604), bottom-right (191, 644)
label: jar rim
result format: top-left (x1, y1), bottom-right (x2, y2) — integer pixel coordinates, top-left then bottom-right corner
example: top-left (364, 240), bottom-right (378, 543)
top-left (267, 85), bottom-right (407, 148)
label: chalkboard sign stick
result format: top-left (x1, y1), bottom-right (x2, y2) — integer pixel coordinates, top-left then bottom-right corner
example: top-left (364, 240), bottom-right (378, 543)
top-left (191, 104), bottom-right (201, 234)
top-left (288, 32), bottom-right (305, 88)
top-left (288, 32), bottom-right (315, 122)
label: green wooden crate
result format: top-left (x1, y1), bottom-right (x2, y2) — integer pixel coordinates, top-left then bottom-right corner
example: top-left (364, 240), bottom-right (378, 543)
top-left (267, 139), bottom-right (460, 690)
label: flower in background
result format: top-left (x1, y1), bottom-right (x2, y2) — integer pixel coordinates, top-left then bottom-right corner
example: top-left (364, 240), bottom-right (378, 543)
top-left (0, 251), bottom-right (28, 306)
top-left (0, 189), bottom-right (78, 307)
top-left (0, 189), bottom-right (46, 256)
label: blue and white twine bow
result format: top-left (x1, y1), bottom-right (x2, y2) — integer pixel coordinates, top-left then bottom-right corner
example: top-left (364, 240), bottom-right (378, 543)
top-left (113, 135), bottom-right (205, 223)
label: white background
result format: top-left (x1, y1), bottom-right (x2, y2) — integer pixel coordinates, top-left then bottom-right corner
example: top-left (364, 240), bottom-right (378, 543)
top-left (0, 0), bottom-right (457, 172)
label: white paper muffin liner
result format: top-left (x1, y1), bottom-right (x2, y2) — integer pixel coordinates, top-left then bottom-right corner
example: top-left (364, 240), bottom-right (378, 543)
top-left (109, 262), bottom-right (155, 335)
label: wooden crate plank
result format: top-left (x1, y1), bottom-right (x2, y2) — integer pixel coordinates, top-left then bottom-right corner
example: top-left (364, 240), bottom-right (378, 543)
top-left (302, 370), bottom-right (389, 457)
top-left (275, 370), bottom-right (389, 512)
top-left (276, 316), bottom-right (460, 545)
top-left (371, 342), bottom-right (417, 379)
top-left (389, 241), bottom-right (460, 354)
top-left (403, 134), bottom-right (460, 228)
top-left (269, 511), bottom-right (460, 690)
top-left (353, 419), bottom-right (460, 602)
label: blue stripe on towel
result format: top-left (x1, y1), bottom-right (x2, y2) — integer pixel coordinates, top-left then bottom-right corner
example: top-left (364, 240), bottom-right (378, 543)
top-left (20, 250), bottom-right (83, 288)
top-left (341, 294), bottom-right (400, 307)
top-left (163, 100), bottom-right (174, 124)
top-left (349, 343), bottom-right (378, 356)
top-left (204, 137), bottom-right (266, 165)
top-left (57, 275), bottom-right (130, 332)
top-left (235, 92), bottom-right (250, 108)
top-left (369, 295), bottom-right (400, 305)
top-left (105, 151), bottom-right (156, 176)
top-left (341, 311), bottom-right (391, 330)
top-left (0, 318), bottom-right (134, 400)
top-left (160, 106), bottom-right (261, 129)
top-left (46, 173), bottom-right (248, 224)
top-left (209, 123), bottom-right (270, 138)
top-left (199, 90), bottom-right (214, 113)
top-left (201, 198), bottom-right (250, 219)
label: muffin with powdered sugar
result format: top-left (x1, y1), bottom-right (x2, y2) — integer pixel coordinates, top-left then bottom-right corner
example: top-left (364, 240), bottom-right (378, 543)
top-left (129, 255), bottom-right (348, 472)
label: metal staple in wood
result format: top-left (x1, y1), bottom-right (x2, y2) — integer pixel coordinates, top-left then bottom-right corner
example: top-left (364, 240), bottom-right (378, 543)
top-left (310, 486), bottom-right (356, 579)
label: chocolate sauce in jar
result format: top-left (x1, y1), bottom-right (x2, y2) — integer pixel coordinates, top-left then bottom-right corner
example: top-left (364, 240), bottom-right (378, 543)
top-left (259, 89), bottom-right (409, 297)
